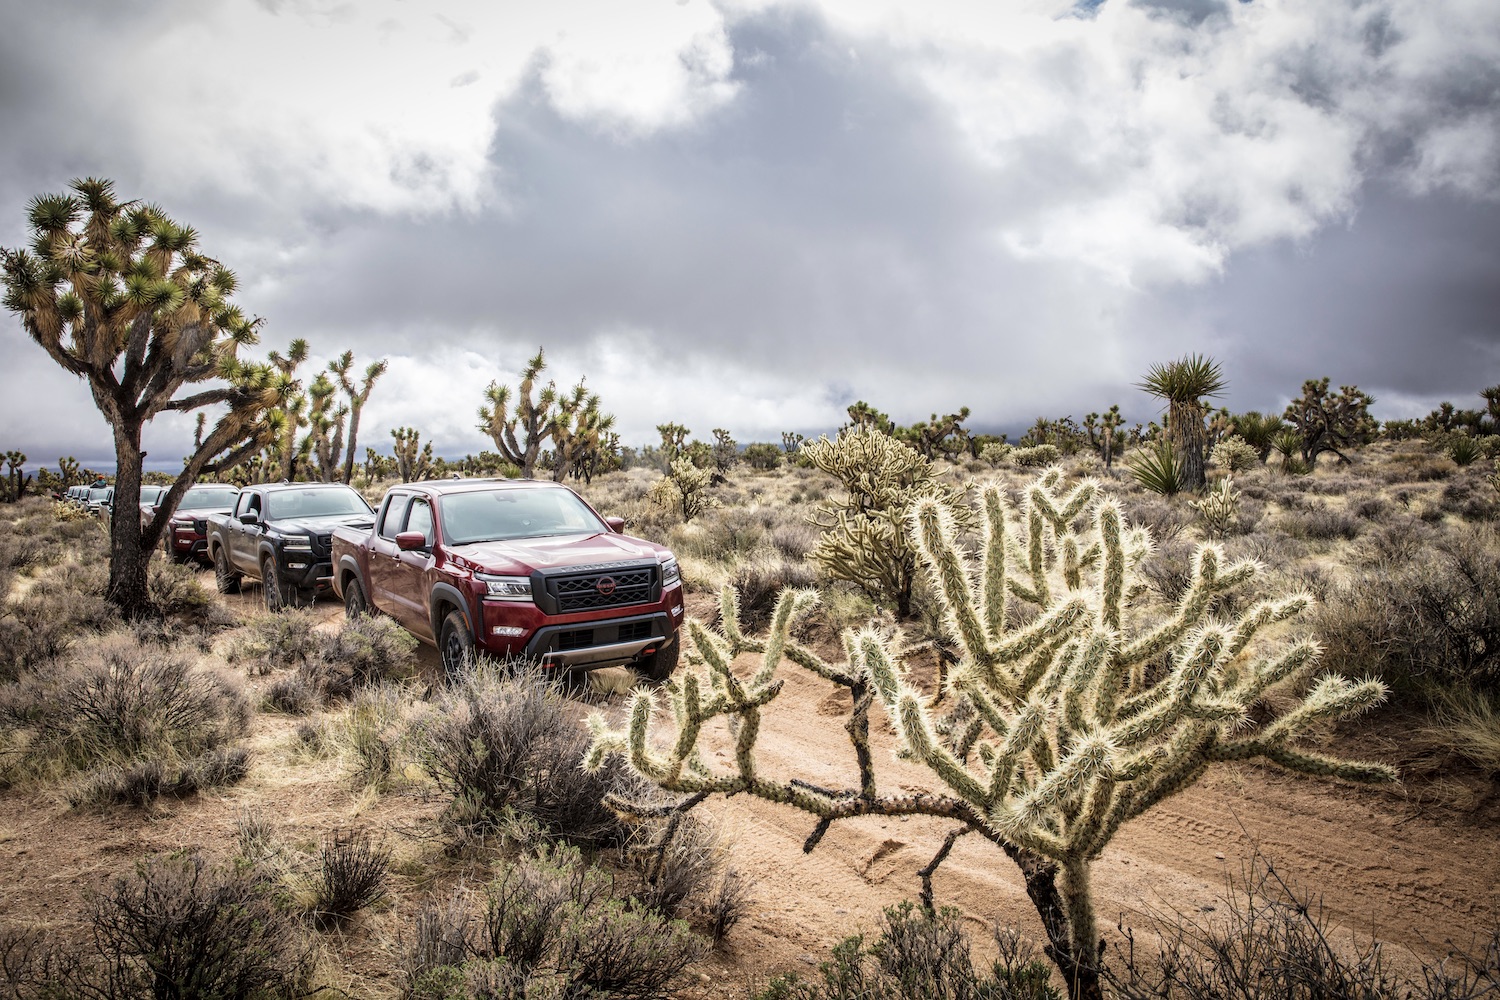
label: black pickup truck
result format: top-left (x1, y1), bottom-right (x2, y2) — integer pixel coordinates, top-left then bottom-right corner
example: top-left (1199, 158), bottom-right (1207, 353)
top-left (204, 482), bottom-right (376, 610)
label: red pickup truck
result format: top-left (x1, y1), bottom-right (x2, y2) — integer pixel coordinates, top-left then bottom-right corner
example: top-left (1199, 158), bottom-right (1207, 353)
top-left (331, 479), bottom-right (684, 678)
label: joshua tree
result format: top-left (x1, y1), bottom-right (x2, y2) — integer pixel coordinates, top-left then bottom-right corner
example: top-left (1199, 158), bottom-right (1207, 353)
top-left (655, 423), bottom-right (690, 466)
top-left (1, 178), bottom-right (288, 615)
top-left (1138, 354), bottom-right (1226, 491)
top-left (1, 451), bottom-right (26, 502)
top-left (331, 350), bottom-right (387, 485)
top-left (1099, 405), bottom-right (1124, 471)
top-left (478, 349), bottom-right (556, 479)
top-left (266, 339), bottom-right (309, 481)
top-left (1283, 378), bottom-right (1377, 466)
top-left (303, 373), bottom-right (348, 482)
top-left (56, 456), bottom-right (82, 490)
top-left (550, 379), bottom-right (614, 483)
top-left (589, 468), bottom-right (1394, 1000)
top-left (391, 426), bottom-right (433, 483)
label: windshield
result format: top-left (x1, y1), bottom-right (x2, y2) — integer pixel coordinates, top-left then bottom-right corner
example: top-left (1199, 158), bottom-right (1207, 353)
top-left (178, 487), bottom-right (240, 510)
top-left (87, 487), bottom-right (110, 501)
top-left (439, 489), bottom-right (606, 545)
top-left (139, 486), bottom-right (165, 504)
top-left (267, 487), bottom-right (373, 520)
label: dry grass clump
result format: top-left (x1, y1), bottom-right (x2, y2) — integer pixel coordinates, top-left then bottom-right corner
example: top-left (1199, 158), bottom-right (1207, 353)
top-left (1108, 855), bottom-right (1500, 1000)
top-left (1316, 526), bottom-right (1500, 697)
top-left (0, 852), bottom-right (315, 999)
top-left (758, 901), bottom-right (1057, 1000)
top-left (0, 633), bottom-right (250, 800)
top-left (401, 845), bottom-right (706, 1000)
top-left (1419, 687), bottom-right (1500, 776)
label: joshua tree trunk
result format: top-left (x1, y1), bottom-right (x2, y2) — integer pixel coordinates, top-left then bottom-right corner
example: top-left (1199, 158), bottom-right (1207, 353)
top-left (1171, 399), bottom-right (1208, 491)
top-left (105, 421), bottom-right (151, 614)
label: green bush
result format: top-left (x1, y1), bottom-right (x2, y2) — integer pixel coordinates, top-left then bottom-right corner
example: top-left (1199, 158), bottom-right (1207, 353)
top-left (1010, 444), bottom-right (1060, 468)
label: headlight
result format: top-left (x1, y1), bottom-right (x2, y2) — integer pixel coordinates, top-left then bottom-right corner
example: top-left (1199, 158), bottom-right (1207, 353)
top-left (477, 573), bottom-right (533, 601)
top-left (660, 557), bottom-right (681, 587)
top-left (283, 534), bottom-right (313, 551)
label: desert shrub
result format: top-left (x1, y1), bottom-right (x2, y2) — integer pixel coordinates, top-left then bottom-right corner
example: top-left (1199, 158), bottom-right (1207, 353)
top-left (0, 854), bottom-right (315, 999)
top-left (233, 608), bottom-right (322, 670)
top-left (322, 685), bottom-right (410, 791)
top-left (620, 809), bottom-right (748, 941)
top-left (1108, 855), bottom-right (1500, 1000)
top-left (265, 671), bottom-right (321, 715)
top-left (0, 635), bottom-right (250, 788)
top-left (0, 566), bottom-right (115, 677)
top-left (1439, 478), bottom-right (1499, 522)
top-left (148, 561), bottom-right (215, 617)
top-left (1121, 495), bottom-right (1190, 543)
top-left (312, 613), bottom-right (419, 696)
top-left (306, 829), bottom-right (391, 928)
top-left (729, 556), bottom-right (819, 630)
top-left (409, 664), bottom-right (635, 847)
top-left (758, 902), bottom-right (1058, 1000)
top-left (980, 441), bottom-right (1013, 466)
top-left (1011, 444), bottom-right (1060, 468)
top-left (1138, 540), bottom-right (1196, 604)
top-left (1446, 434), bottom-right (1484, 467)
top-left (1316, 527), bottom-right (1500, 695)
top-left (1277, 507), bottom-right (1361, 541)
top-left (744, 442), bottom-right (783, 470)
top-left (402, 845), bottom-right (705, 1000)
top-left (768, 519), bottom-right (820, 560)
top-left (1210, 435), bottom-right (1259, 473)
top-left (1349, 493), bottom-right (1390, 521)
top-left (71, 746), bottom-right (252, 808)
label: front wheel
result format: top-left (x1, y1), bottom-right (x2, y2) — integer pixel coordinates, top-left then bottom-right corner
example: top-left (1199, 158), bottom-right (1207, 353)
top-left (439, 609), bottom-right (475, 677)
top-left (262, 558), bottom-right (288, 612)
top-left (213, 547), bottom-right (241, 594)
top-left (637, 637), bottom-right (680, 682)
top-left (343, 578), bottom-right (368, 618)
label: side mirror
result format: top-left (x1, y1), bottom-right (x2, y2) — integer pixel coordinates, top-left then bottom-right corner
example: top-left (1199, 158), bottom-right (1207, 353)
top-left (604, 516), bottom-right (626, 533)
top-left (239, 510), bottom-right (260, 525)
top-left (395, 531), bottom-right (428, 552)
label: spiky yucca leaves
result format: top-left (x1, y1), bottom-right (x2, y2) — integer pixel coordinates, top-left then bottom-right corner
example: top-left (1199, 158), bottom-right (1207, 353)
top-left (0, 178), bottom-right (291, 615)
top-left (1139, 354), bottom-right (1225, 491)
top-left (803, 425), bottom-right (970, 617)
top-left (588, 469), bottom-right (1395, 1000)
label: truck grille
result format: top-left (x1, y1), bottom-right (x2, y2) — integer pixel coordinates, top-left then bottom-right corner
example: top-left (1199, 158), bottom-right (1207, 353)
top-left (310, 533), bottom-right (333, 557)
top-left (552, 567), bottom-right (655, 612)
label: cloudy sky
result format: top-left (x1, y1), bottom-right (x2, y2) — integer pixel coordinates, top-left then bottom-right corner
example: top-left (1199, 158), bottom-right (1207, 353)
top-left (1, 0), bottom-right (1497, 470)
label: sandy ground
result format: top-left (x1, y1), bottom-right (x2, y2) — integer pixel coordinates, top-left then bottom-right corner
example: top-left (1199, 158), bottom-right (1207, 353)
top-left (1, 581), bottom-right (1497, 997)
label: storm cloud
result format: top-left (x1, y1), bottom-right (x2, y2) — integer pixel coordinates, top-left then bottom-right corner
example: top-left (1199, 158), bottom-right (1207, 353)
top-left (0, 0), bottom-right (1496, 467)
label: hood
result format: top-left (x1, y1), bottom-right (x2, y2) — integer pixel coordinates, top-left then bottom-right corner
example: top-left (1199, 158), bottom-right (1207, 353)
top-left (173, 505), bottom-right (235, 519)
top-left (446, 531), bottom-right (666, 575)
top-left (276, 513), bottom-right (376, 535)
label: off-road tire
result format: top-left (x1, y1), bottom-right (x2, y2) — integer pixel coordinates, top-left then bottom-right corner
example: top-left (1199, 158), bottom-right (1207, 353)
top-left (344, 578), bottom-right (368, 618)
top-left (262, 557), bottom-right (287, 612)
top-left (638, 636), bottom-right (680, 682)
top-left (213, 546), bottom-right (241, 594)
top-left (439, 609), bottom-right (475, 677)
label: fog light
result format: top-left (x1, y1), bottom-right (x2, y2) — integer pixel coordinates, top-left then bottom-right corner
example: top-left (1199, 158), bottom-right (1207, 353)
top-left (288, 562), bottom-right (308, 570)
top-left (671, 605), bottom-right (683, 616)
top-left (491, 626), bottom-right (525, 637)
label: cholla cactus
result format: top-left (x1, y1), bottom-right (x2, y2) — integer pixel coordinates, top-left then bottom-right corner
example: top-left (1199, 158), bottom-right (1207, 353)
top-left (647, 458), bottom-right (719, 522)
top-left (1011, 444), bottom-right (1061, 468)
top-left (803, 426), bottom-right (969, 617)
top-left (587, 468), bottom-right (1394, 999)
top-left (1209, 434), bottom-right (1258, 473)
top-left (1190, 476), bottom-right (1240, 539)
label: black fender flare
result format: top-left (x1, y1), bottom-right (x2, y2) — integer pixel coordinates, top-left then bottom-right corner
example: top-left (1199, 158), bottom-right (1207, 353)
top-left (256, 541), bottom-right (281, 579)
top-left (429, 582), bottom-right (474, 642)
top-left (335, 554), bottom-right (365, 599)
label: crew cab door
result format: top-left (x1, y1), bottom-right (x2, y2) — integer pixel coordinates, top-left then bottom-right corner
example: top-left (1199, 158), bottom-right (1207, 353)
top-left (230, 490), bottom-right (264, 573)
top-left (370, 494), bottom-right (435, 637)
